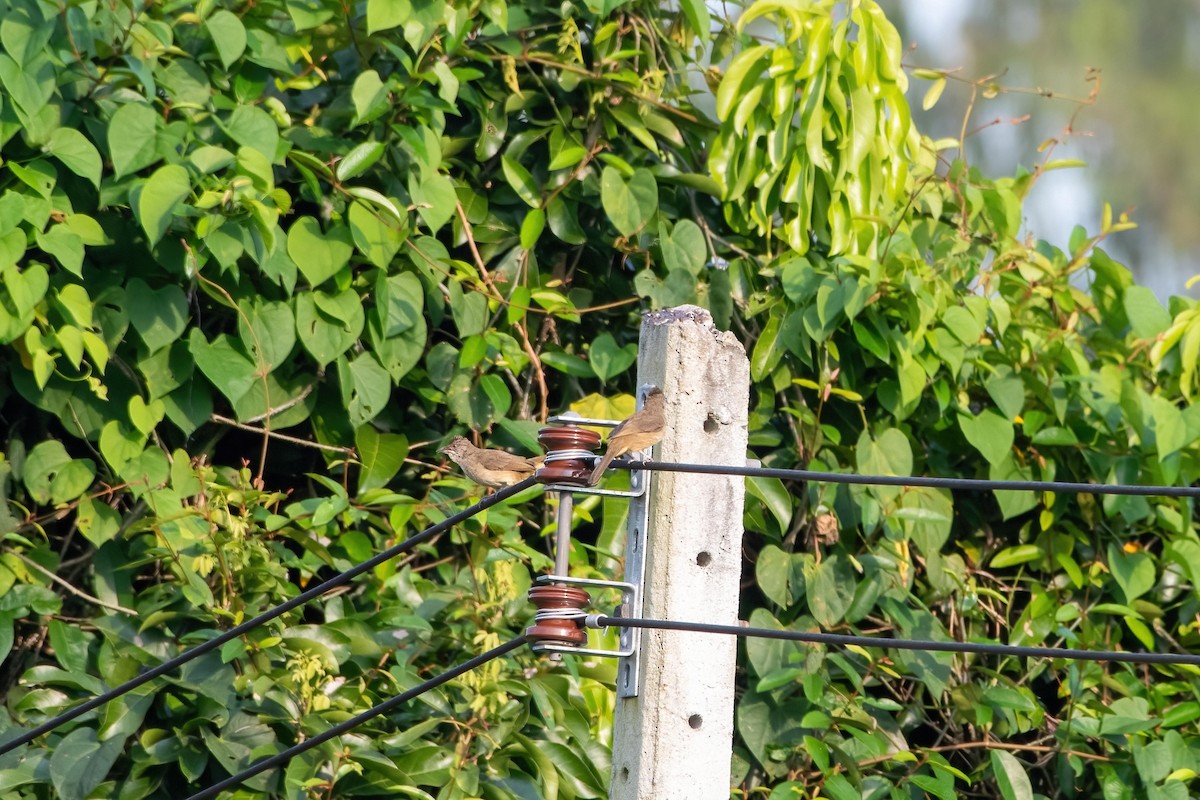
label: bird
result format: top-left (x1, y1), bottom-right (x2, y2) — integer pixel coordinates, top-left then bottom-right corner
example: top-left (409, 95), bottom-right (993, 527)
top-left (439, 437), bottom-right (542, 489)
top-left (589, 388), bottom-right (666, 485)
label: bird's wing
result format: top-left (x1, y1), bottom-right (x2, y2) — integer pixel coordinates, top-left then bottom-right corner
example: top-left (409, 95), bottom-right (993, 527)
top-left (476, 449), bottom-right (536, 473)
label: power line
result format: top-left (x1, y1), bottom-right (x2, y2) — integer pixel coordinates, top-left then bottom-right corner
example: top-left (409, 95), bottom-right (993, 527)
top-left (591, 615), bottom-right (1200, 666)
top-left (618, 461), bottom-right (1200, 498)
top-left (184, 635), bottom-right (528, 800)
top-left (0, 478), bottom-right (540, 756)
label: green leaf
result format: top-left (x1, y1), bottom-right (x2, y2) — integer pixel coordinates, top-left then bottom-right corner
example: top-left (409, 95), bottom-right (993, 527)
top-left (35, 224), bottom-right (83, 276)
top-left (990, 455), bottom-right (1037, 520)
top-left (77, 496), bottom-right (120, 547)
top-left (351, 69), bottom-right (389, 124)
top-left (238, 298), bottom-right (295, 372)
top-left (126, 278), bottom-right (189, 353)
top-left (991, 544), bottom-right (1043, 569)
top-left (205, 9), bottom-right (246, 68)
top-left (756, 544), bottom-right (805, 608)
top-left (805, 554), bottom-right (853, 628)
top-left (128, 395), bottom-right (165, 435)
top-left (660, 219), bottom-right (706, 275)
top-left (500, 155), bottom-right (540, 208)
top-left (49, 726), bottom-right (123, 800)
top-left (942, 305), bottom-right (983, 344)
top-left (746, 475), bottom-right (793, 536)
top-left (588, 333), bottom-right (636, 383)
top-left (958, 409), bottom-right (1014, 465)
top-left (108, 103), bottom-right (159, 178)
top-left (990, 750), bottom-right (1033, 800)
top-left (349, 202), bottom-right (405, 269)
top-left (749, 313), bottom-right (782, 382)
top-left (1108, 544), bottom-right (1156, 604)
top-left (223, 105), bottom-right (278, 161)
top-left (287, 216), bottom-right (354, 287)
top-left (47, 618), bottom-right (90, 674)
top-left (520, 207), bottom-right (545, 251)
top-left (295, 291), bottom-right (364, 367)
top-left (356, 425), bottom-right (408, 494)
top-left (447, 280), bottom-right (487, 338)
top-left (856, 427), bottom-right (912, 477)
top-left (46, 128), bottom-right (101, 189)
top-left (377, 271), bottom-right (423, 338)
top-left (98, 420), bottom-right (145, 472)
top-left (547, 196), bottom-right (587, 244)
top-left (188, 329), bottom-right (261, 406)
top-left (1151, 394), bottom-right (1186, 461)
top-left (1, 5), bottom-right (54, 67)
top-left (336, 140), bottom-right (386, 182)
top-left (342, 352), bottom-right (391, 427)
top-left (367, 0), bottom-right (409, 33)
top-left (1124, 286), bottom-right (1171, 339)
top-left (897, 487), bottom-right (953, 554)
top-left (412, 173), bottom-right (457, 232)
top-left (985, 371), bottom-right (1024, 421)
top-left (24, 440), bottom-right (93, 505)
top-left (601, 166), bottom-right (658, 236)
top-left (679, 0), bottom-right (710, 39)
top-left (136, 164), bottom-right (190, 246)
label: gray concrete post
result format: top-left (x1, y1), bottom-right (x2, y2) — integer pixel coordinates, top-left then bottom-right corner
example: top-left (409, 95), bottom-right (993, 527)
top-left (610, 305), bottom-right (750, 800)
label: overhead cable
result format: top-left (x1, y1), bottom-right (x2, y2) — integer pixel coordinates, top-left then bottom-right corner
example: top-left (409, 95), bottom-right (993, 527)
top-left (618, 461), bottom-right (1200, 498)
top-left (183, 635), bottom-right (529, 800)
top-left (0, 477), bottom-right (540, 756)
top-left (590, 615), bottom-right (1200, 666)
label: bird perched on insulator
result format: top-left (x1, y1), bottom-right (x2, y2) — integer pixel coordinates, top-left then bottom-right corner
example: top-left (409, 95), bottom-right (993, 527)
top-left (439, 436), bottom-right (542, 488)
top-left (589, 388), bottom-right (666, 485)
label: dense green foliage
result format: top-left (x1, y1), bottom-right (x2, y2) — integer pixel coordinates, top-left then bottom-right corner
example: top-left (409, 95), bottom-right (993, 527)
top-left (2, 0), bottom-right (1200, 797)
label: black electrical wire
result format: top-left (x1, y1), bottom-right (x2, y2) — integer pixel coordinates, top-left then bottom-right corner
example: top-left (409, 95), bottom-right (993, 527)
top-left (593, 615), bottom-right (1200, 666)
top-left (617, 460), bottom-right (1200, 498)
top-left (183, 635), bottom-right (528, 800)
top-left (0, 477), bottom-right (540, 756)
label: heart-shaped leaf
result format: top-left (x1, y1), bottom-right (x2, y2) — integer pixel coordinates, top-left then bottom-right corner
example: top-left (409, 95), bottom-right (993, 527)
top-left (128, 395), bottom-right (165, 435)
top-left (108, 102), bottom-right (160, 178)
top-left (1107, 544), bottom-right (1156, 604)
top-left (287, 216), bottom-right (354, 287)
top-left (188, 328), bottom-right (261, 406)
top-left (660, 219), bottom-right (706, 275)
top-left (45, 128), bottom-right (101, 189)
top-left (588, 333), bottom-right (636, 382)
top-left (237, 298), bottom-right (295, 372)
top-left (295, 291), bottom-right (363, 367)
top-left (135, 164), bottom-right (190, 246)
top-left (126, 278), bottom-right (189, 353)
top-left (601, 166), bottom-right (658, 236)
top-left (958, 409), bottom-right (1014, 465)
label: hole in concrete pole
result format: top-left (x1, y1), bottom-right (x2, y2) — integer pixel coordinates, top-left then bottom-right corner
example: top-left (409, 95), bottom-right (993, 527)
top-left (621, 767), bottom-right (630, 781)
top-left (703, 414), bottom-right (719, 434)
top-left (696, 551), bottom-right (711, 566)
top-left (688, 714), bottom-right (703, 729)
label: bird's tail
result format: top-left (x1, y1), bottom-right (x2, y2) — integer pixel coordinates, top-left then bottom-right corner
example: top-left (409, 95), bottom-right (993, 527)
top-left (589, 451), bottom-right (617, 486)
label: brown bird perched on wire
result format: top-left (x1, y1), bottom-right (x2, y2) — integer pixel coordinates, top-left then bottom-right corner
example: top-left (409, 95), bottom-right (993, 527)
top-left (439, 436), bottom-right (542, 489)
top-left (589, 387), bottom-right (666, 485)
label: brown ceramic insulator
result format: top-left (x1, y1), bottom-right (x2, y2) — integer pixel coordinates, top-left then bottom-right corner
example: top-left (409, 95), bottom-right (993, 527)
top-left (525, 585), bottom-right (591, 647)
top-left (537, 424), bottom-right (601, 485)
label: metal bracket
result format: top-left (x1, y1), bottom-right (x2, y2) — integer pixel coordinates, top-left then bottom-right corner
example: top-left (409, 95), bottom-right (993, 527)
top-left (535, 387), bottom-right (655, 696)
top-left (616, 459), bottom-right (650, 697)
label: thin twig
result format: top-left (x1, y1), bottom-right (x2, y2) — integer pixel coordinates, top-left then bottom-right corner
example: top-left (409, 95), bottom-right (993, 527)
top-left (210, 415), bottom-right (354, 456)
top-left (9, 550), bottom-right (137, 615)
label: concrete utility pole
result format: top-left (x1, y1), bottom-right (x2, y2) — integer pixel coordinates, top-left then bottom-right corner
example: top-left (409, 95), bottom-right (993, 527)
top-left (610, 306), bottom-right (750, 800)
